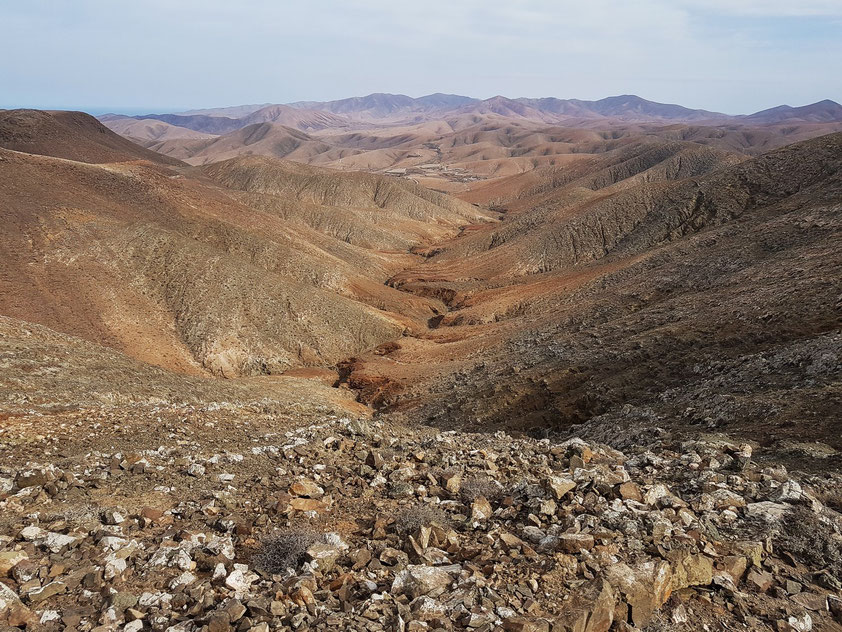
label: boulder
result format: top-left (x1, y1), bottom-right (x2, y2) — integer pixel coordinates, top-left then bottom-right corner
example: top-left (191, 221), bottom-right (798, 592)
top-left (391, 564), bottom-right (460, 599)
top-left (604, 561), bottom-right (672, 628)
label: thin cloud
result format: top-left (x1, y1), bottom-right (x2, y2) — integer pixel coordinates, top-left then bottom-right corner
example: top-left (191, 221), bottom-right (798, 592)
top-left (0, 1), bottom-right (837, 113)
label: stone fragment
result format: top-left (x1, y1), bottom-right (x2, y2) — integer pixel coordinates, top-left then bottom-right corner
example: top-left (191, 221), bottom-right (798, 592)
top-left (225, 565), bottom-right (258, 595)
top-left (745, 501), bottom-right (789, 522)
top-left (604, 561), bottom-right (672, 628)
top-left (44, 532), bottom-right (78, 553)
top-left (0, 550), bottom-right (28, 576)
top-left (503, 617), bottom-right (550, 632)
top-left (391, 564), bottom-right (460, 599)
top-left (15, 469), bottom-right (53, 489)
top-left (289, 479), bottom-right (324, 498)
top-left (618, 481), bottom-right (643, 502)
top-left (19, 525), bottom-right (46, 542)
top-left (557, 533), bottom-right (595, 553)
top-left (288, 498), bottom-right (328, 513)
top-left (471, 497), bottom-right (493, 521)
top-left (547, 476), bottom-right (576, 500)
top-left (444, 472), bottom-right (462, 494)
top-left (746, 569), bottom-right (775, 593)
top-left (550, 578), bottom-right (614, 632)
top-left (306, 542), bottom-right (342, 572)
top-left (716, 555), bottom-right (748, 584)
top-left (664, 550), bottom-right (713, 590)
top-left (792, 592), bottom-right (828, 611)
top-left (26, 581), bottom-right (66, 604)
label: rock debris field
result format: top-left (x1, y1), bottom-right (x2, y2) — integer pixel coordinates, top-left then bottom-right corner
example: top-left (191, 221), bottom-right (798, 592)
top-left (1, 410), bottom-right (841, 632)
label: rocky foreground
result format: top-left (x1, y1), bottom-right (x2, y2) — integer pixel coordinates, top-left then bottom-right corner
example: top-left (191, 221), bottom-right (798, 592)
top-left (1, 411), bottom-right (842, 632)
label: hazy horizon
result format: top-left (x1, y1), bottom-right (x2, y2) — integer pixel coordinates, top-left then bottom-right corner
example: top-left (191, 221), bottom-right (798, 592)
top-left (2, 0), bottom-right (841, 115)
top-left (5, 91), bottom-right (842, 119)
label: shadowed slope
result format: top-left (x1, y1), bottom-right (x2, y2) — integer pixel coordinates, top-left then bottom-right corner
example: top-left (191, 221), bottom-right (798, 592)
top-left (343, 133), bottom-right (842, 451)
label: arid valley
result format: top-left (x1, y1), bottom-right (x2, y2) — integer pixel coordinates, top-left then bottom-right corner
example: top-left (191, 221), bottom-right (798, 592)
top-left (1, 3), bottom-right (841, 631)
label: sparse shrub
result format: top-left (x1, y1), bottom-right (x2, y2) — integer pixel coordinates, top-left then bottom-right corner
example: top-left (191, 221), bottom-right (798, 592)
top-left (459, 475), bottom-right (504, 504)
top-left (816, 490), bottom-right (842, 513)
top-left (393, 504), bottom-right (447, 535)
top-left (252, 527), bottom-right (320, 574)
top-left (775, 506), bottom-right (842, 580)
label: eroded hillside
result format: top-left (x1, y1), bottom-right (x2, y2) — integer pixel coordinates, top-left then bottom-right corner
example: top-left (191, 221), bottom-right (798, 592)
top-left (0, 112), bottom-right (489, 378)
top-left (1, 111), bottom-right (842, 632)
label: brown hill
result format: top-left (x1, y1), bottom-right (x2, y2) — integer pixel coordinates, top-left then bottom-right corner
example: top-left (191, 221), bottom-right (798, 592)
top-left (0, 109), bottom-right (183, 165)
top-left (166, 123), bottom-right (340, 165)
top-left (3, 108), bottom-right (839, 459)
top-left (0, 112), bottom-right (492, 379)
top-left (103, 117), bottom-right (217, 142)
top-left (341, 133), bottom-right (842, 451)
top-left (241, 104), bottom-right (354, 131)
top-left (0, 315), bottom-right (363, 416)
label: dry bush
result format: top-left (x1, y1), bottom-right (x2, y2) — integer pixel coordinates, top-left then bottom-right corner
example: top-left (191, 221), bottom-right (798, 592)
top-left (252, 527), bottom-right (320, 574)
top-left (459, 475), bottom-right (504, 504)
top-left (775, 506), bottom-right (842, 580)
top-left (393, 504), bottom-right (447, 535)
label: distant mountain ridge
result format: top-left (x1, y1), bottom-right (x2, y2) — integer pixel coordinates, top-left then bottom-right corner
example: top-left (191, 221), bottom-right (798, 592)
top-left (741, 99), bottom-right (842, 124)
top-left (100, 94), bottom-right (842, 131)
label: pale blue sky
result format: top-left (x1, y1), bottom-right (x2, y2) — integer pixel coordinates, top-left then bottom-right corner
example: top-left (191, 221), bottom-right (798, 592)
top-left (2, 0), bottom-right (840, 114)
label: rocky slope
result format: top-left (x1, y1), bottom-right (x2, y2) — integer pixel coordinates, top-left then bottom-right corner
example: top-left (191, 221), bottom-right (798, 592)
top-left (1, 415), bottom-right (841, 631)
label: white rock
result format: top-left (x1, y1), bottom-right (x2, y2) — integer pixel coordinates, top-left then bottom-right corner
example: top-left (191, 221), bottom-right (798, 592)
top-left (0, 581), bottom-right (22, 610)
top-left (392, 564), bottom-right (460, 599)
top-left (44, 532), bottom-right (78, 553)
top-left (100, 536), bottom-right (129, 551)
top-left (20, 525), bottom-right (46, 541)
top-left (40, 610), bottom-right (61, 624)
top-left (104, 553), bottom-right (128, 579)
top-left (745, 501), bottom-right (789, 522)
top-left (788, 613), bottom-right (812, 632)
top-left (138, 591), bottom-right (172, 607)
top-left (170, 570), bottom-right (197, 589)
top-left (225, 564), bottom-right (258, 595)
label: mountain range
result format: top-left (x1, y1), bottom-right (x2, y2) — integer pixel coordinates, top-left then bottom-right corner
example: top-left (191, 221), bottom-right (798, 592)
top-left (109, 93), bottom-right (842, 127)
top-left (93, 94), bottom-right (842, 189)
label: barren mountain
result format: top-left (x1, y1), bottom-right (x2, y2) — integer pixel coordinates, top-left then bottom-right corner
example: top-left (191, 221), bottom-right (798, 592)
top-left (742, 99), bottom-right (842, 124)
top-left (102, 95), bottom-right (842, 201)
top-left (0, 114), bottom-right (490, 381)
top-left (2, 107), bottom-right (842, 632)
top-left (343, 133), bottom-right (842, 456)
top-left (240, 104), bottom-right (354, 131)
top-left (0, 109), bottom-right (183, 165)
top-left (289, 92), bottom-right (480, 121)
top-left (102, 117), bottom-right (217, 142)
top-left (124, 113), bottom-right (244, 134)
top-left (176, 103), bottom-right (274, 117)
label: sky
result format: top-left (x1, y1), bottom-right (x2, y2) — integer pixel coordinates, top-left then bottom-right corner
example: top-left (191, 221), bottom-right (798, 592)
top-left (2, 0), bottom-right (840, 115)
